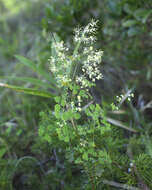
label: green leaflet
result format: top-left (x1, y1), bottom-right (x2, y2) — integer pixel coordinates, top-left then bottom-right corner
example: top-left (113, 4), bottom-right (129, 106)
top-left (82, 152), bottom-right (88, 161)
top-left (0, 147), bottom-right (7, 159)
top-left (54, 104), bottom-right (61, 118)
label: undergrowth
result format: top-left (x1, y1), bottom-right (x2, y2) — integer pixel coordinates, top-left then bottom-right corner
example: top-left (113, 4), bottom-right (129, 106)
top-left (0, 1), bottom-right (152, 188)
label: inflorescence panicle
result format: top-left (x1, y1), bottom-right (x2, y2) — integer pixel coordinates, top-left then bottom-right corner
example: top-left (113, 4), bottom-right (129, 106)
top-left (49, 19), bottom-right (103, 92)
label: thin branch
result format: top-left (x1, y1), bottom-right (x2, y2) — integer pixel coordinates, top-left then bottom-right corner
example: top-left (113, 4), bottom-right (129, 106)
top-left (140, 100), bottom-right (152, 112)
top-left (103, 179), bottom-right (141, 190)
top-left (106, 117), bottom-right (138, 133)
top-left (82, 100), bottom-right (94, 110)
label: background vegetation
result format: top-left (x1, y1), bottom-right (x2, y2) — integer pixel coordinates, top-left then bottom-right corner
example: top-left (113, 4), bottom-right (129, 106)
top-left (0, 0), bottom-right (152, 189)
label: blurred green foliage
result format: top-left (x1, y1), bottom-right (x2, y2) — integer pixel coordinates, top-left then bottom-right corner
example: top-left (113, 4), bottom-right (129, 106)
top-left (0, 0), bottom-right (152, 189)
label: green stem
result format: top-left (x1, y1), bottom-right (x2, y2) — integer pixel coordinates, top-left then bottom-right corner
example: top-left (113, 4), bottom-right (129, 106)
top-left (70, 32), bottom-right (85, 79)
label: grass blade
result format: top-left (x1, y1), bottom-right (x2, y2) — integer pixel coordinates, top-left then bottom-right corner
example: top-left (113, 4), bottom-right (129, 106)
top-left (0, 76), bottom-right (52, 89)
top-left (15, 55), bottom-right (56, 84)
top-left (0, 83), bottom-right (54, 98)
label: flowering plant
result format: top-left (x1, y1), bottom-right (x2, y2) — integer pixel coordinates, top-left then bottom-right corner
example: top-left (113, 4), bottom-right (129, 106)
top-left (49, 19), bottom-right (103, 109)
top-left (39, 20), bottom-right (112, 188)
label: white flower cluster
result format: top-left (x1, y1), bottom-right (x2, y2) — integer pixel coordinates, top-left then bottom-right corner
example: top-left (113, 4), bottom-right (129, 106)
top-left (75, 20), bottom-right (103, 88)
top-left (116, 93), bottom-right (134, 103)
top-left (76, 95), bottom-right (82, 112)
top-left (80, 138), bottom-right (87, 147)
top-left (49, 40), bottom-right (71, 87)
top-left (76, 76), bottom-right (91, 88)
top-left (82, 48), bottom-right (103, 82)
top-left (128, 162), bottom-right (134, 173)
top-left (57, 121), bottom-right (64, 128)
top-left (49, 19), bottom-right (103, 94)
top-left (74, 19), bottom-right (98, 44)
top-left (127, 93), bottom-right (134, 101)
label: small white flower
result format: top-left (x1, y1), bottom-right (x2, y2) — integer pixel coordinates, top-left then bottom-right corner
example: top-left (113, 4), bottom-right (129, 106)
top-left (130, 162), bottom-right (134, 167)
top-left (77, 96), bottom-right (81, 101)
top-left (128, 168), bottom-right (132, 172)
top-left (77, 107), bottom-right (82, 112)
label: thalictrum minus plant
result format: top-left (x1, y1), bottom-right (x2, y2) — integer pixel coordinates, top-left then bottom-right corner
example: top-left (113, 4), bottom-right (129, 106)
top-left (39, 20), bottom-right (112, 189)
